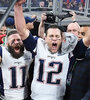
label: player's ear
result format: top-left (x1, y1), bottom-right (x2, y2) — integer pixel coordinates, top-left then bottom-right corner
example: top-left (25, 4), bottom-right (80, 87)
top-left (44, 36), bottom-right (47, 42)
top-left (61, 32), bottom-right (66, 42)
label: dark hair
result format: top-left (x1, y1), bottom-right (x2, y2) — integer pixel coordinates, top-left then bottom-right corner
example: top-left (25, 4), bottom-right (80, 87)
top-left (7, 29), bottom-right (18, 38)
top-left (45, 24), bottom-right (64, 37)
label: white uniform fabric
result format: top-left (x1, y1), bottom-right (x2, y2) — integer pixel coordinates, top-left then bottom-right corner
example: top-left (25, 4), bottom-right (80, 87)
top-left (31, 38), bottom-right (70, 100)
top-left (1, 47), bottom-right (32, 100)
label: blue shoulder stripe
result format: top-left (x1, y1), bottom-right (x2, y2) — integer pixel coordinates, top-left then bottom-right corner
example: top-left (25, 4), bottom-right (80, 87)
top-left (0, 46), bottom-right (2, 57)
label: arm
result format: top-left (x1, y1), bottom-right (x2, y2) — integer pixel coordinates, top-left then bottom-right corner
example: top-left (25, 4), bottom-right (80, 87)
top-left (71, 11), bottom-right (80, 31)
top-left (73, 26), bottom-right (90, 58)
top-left (14, 1), bottom-right (37, 52)
top-left (73, 39), bottom-right (87, 59)
top-left (14, 3), bottom-right (29, 40)
top-left (70, 11), bottom-right (80, 30)
top-left (70, 11), bottom-right (76, 22)
top-left (38, 13), bottom-right (47, 39)
top-left (73, 41), bottom-right (90, 59)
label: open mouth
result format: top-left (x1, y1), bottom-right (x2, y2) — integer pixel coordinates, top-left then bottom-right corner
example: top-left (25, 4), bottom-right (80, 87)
top-left (52, 43), bottom-right (57, 50)
top-left (14, 46), bottom-right (20, 53)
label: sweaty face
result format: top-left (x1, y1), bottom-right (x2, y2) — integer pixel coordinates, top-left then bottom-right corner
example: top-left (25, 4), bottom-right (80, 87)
top-left (45, 28), bottom-right (62, 53)
top-left (7, 33), bottom-right (24, 59)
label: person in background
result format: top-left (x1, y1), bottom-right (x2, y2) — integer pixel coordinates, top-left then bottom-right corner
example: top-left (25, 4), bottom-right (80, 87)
top-left (5, 15), bottom-right (37, 29)
top-left (48, 0), bottom-right (53, 7)
top-left (5, 17), bottom-right (15, 29)
top-left (31, 0), bottom-right (39, 7)
top-left (38, 11), bottom-right (80, 39)
top-left (0, 26), bottom-right (7, 35)
top-left (39, 0), bottom-right (46, 7)
top-left (67, 26), bottom-right (90, 100)
top-left (64, 11), bottom-right (81, 100)
top-left (0, 26), bottom-right (7, 46)
top-left (64, 13), bottom-right (90, 100)
top-left (0, 26), bottom-right (7, 98)
top-left (0, 25), bottom-right (9, 99)
top-left (67, 22), bottom-right (80, 39)
top-left (67, 11), bottom-right (81, 40)
top-left (24, 15), bottom-right (37, 30)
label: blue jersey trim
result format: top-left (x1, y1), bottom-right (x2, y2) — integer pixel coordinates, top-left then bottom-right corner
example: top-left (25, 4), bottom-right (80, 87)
top-left (0, 47), bottom-right (4, 95)
top-left (0, 46), bottom-right (2, 57)
top-left (23, 34), bottom-right (37, 52)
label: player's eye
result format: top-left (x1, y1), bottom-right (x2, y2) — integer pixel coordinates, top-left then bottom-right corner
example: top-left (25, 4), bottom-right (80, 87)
top-left (81, 32), bottom-right (85, 36)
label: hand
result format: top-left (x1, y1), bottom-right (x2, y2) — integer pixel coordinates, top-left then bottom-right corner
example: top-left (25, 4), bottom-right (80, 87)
top-left (31, 15), bottom-right (37, 19)
top-left (15, 0), bottom-right (26, 6)
top-left (41, 13), bottom-right (47, 22)
top-left (70, 11), bottom-right (76, 21)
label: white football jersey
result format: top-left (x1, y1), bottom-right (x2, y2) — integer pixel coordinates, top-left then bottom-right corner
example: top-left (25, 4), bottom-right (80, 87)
top-left (1, 47), bottom-right (33, 100)
top-left (31, 38), bottom-right (69, 100)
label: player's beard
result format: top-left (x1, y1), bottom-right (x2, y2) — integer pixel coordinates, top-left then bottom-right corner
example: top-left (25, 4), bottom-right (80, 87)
top-left (8, 44), bottom-right (24, 59)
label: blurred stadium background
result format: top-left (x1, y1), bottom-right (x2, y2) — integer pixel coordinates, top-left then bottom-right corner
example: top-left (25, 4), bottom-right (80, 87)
top-left (0, 0), bottom-right (90, 28)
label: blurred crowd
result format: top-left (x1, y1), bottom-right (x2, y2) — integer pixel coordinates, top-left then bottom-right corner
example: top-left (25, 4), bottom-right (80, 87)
top-left (1, 0), bottom-right (90, 12)
top-left (63, 0), bottom-right (85, 11)
top-left (0, 0), bottom-right (53, 7)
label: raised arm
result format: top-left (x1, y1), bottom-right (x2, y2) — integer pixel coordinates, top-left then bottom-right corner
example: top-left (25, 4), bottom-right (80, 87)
top-left (38, 13), bottom-right (47, 39)
top-left (14, 0), bottom-right (30, 40)
top-left (73, 26), bottom-right (90, 59)
top-left (14, 0), bottom-right (37, 52)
